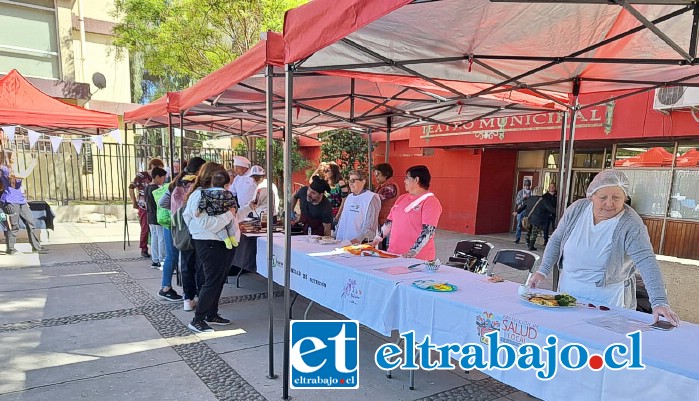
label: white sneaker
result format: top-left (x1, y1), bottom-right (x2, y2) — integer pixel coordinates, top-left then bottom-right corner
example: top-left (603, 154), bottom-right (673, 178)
top-left (183, 299), bottom-right (196, 312)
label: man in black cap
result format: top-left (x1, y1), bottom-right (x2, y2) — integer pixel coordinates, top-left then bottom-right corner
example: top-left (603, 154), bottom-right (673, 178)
top-left (512, 178), bottom-right (532, 244)
top-left (291, 175), bottom-right (333, 236)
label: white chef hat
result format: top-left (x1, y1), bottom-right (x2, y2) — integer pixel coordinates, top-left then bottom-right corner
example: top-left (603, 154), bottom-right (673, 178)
top-left (586, 169), bottom-right (630, 198)
top-left (233, 156), bottom-right (251, 168)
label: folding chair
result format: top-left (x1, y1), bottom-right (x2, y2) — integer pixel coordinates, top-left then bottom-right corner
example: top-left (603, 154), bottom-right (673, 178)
top-left (446, 240), bottom-right (494, 275)
top-left (487, 249), bottom-right (540, 285)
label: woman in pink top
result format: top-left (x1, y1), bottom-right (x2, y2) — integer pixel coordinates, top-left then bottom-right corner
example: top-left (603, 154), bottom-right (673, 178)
top-left (371, 165), bottom-right (442, 260)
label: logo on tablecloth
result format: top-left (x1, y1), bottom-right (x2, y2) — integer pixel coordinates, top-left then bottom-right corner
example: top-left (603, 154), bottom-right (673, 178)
top-left (476, 311), bottom-right (501, 344)
top-left (290, 320), bottom-right (359, 389)
top-left (341, 279), bottom-right (363, 305)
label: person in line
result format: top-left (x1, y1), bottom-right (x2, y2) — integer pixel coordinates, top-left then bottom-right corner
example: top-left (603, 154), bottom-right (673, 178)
top-left (541, 182), bottom-right (557, 246)
top-left (183, 162), bottom-right (236, 333)
top-left (144, 167), bottom-right (167, 268)
top-left (166, 157), bottom-right (207, 312)
top-left (308, 161), bottom-right (328, 184)
top-left (513, 179), bottom-right (532, 244)
top-left (515, 187), bottom-right (555, 251)
top-left (245, 165), bottom-right (280, 221)
top-left (0, 150), bottom-right (45, 254)
top-left (374, 163), bottom-right (400, 249)
top-left (230, 156), bottom-right (257, 211)
top-left (324, 162), bottom-right (349, 219)
top-left (371, 165), bottom-right (442, 260)
top-left (291, 176), bottom-right (333, 236)
top-left (152, 174), bottom-right (182, 302)
top-left (335, 170), bottom-right (380, 244)
top-left (129, 158), bottom-right (164, 258)
top-left (529, 170), bottom-right (680, 326)
top-left (197, 171), bottom-right (240, 249)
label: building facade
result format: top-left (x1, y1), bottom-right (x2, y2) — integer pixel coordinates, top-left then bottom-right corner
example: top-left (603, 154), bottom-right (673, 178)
top-left (299, 89), bottom-right (699, 260)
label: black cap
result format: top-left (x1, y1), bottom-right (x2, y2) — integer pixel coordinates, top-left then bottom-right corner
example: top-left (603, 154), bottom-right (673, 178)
top-left (309, 175), bottom-right (331, 194)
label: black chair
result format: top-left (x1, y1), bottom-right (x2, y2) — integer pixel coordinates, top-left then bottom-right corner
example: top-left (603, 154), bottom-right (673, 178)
top-left (487, 249), bottom-right (540, 285)
top-left (446, 240), bottom-right (494, 274)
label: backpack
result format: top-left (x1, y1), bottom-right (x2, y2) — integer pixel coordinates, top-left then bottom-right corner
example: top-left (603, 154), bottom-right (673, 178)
top-left (152, 186), bottom-right (171, 229)
top-left (171, 207), bottom-right (193, 251)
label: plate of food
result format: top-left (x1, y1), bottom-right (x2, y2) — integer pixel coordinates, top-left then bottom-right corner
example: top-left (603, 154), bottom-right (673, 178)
top-left (521, 292), bottom-right (577, 308)
top-left (412, 279), bottom-right (458, 292)
top-left (318, 236), bottom-right (340, 245)
top-left (341, 244), bottom-right (400, 258)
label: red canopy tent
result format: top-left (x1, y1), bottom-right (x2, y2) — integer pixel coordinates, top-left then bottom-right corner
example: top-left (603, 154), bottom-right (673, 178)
top-left (278, 1), bottom-right (699, 398)
top-left (0, 69), bottom-right (119, 134)
top-left (615, 146), bottom-right (672, 167)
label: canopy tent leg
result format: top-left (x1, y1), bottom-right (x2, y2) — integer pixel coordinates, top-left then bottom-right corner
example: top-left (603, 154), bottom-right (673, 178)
top-left (167, 113), bottom-right (175, 178)
top-left (179, 112), bottom-right (185, 164)
top-left (556, 111), bottom-right (568, 223)
top-left (554, 91), bottom-right (579, 292)
top-left (123, 123), bottom-right (130, 250)
top-left (385, 117), bottom-right (392, 163)
top-left (367, 129), bottom-right (373, 190)
top-left (265, 63), bottom-right (278, 380)
top-left (282, 63), bottom-right (294, 401)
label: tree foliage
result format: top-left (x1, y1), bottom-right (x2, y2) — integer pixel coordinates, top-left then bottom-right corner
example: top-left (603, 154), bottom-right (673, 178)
top-left (112, 0), bottom-right (307, 102)
top-left (319, 129), bottom-right (371, 178)
top-left (234, 138), bottom-right (309, 187)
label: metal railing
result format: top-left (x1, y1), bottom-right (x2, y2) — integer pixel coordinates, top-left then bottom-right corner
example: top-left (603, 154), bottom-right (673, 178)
top-left (4, 137), bottom-right (261, 203)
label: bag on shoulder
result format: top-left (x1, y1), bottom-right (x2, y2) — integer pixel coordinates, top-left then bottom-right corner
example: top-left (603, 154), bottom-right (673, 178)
top-left (521, 216), bottom-right (531, 231)
top-left (171, 207), bottom-right (193, 251)
top-left (152, 186), bottom-right (171, 229)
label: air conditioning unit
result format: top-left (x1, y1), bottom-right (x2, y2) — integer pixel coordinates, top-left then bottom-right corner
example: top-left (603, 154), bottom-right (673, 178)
top-left (653, 86), bottom-right (699, 112)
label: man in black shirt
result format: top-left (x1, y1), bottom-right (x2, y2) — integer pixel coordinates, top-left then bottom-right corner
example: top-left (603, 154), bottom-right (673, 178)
top-left (292, 176), bottom-right (333, 236)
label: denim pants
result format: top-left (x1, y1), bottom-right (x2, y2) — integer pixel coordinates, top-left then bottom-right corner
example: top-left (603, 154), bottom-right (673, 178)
top-left (149, 224), bottom-right (165, 263)
top-left (161, 227), bottom-right (179, 288)
top-left (515, 211), bottom-right (525, 241)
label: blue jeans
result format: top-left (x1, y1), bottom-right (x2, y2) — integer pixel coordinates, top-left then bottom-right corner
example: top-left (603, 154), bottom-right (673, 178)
top-left (161, 227), bottom-right (179, 288)
top-left (515, 211), bottom-right (525, 241)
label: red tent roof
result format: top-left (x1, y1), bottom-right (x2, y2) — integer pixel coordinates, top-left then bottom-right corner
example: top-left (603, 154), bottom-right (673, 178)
top-left (615, 147), bottom-right (672, 167)
top-left (0, 70), bottom-right (118, 130)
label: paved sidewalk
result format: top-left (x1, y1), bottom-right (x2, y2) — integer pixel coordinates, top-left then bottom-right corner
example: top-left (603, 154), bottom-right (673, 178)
top-left (3, 222), bottom-right (694, 400)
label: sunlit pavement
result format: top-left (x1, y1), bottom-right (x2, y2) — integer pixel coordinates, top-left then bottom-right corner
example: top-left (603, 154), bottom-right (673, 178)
top-left (9, 220), bottom-right (678, 401)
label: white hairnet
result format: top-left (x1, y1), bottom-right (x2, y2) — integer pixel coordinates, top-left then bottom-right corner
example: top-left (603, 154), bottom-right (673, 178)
top-left (586, 169), bottom-right (630, 198)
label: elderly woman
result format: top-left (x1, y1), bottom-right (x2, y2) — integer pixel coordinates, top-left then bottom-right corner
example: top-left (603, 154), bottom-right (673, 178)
top-left (371, 165), bottom-right (442, 260)
top-left (529, 170), bottom-right (680, 326)
top-left (335, 170), bottom-right (381, 244)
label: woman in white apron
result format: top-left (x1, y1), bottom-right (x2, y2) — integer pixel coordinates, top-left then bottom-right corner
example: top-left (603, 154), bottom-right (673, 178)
top-left (335, 169), bottom-right (380, 244)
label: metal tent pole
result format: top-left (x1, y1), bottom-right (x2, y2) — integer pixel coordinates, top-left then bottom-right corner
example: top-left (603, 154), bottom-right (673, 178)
top-left (265, 64), bottom-right (277, 380)
top-left (123, 123), bottom-right (129, 250)
top-left (385, 117), bottom-right (392, 163)
top-left (282, 63), bottom-right (294, 401)
top-left (367, 129), bottom-right (373, 190)
top-left (556, 111), bottom-right (569, 221)
top-left (554, 91), bottom-right (579, 292)
top-left (167, 113), bottom-right (175, 176)
top-left (179, 112), bottom-right (184, 164)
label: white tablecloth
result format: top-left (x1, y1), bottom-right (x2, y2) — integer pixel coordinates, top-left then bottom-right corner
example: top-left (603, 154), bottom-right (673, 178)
top-left (256, 236), bottom-right (699, 401)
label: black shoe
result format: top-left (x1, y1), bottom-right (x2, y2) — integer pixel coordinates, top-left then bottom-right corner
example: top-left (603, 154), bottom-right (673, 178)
top-left (5, 249), bottom-right (18, 255)
top-left (158, 288), bottom-right (183, 302)
top-left (513, 240), bottom-right (520, 244)
top-left (205, 315), bottom-right (231, 326)
top-left (188, 320), bottom-right (214, 333)
top-left (528, 246), bottom-right (538, 251)
top-left (150, 262), bottom-right (161, 269)
top-left (141, 251), bottom-right (151, 258)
